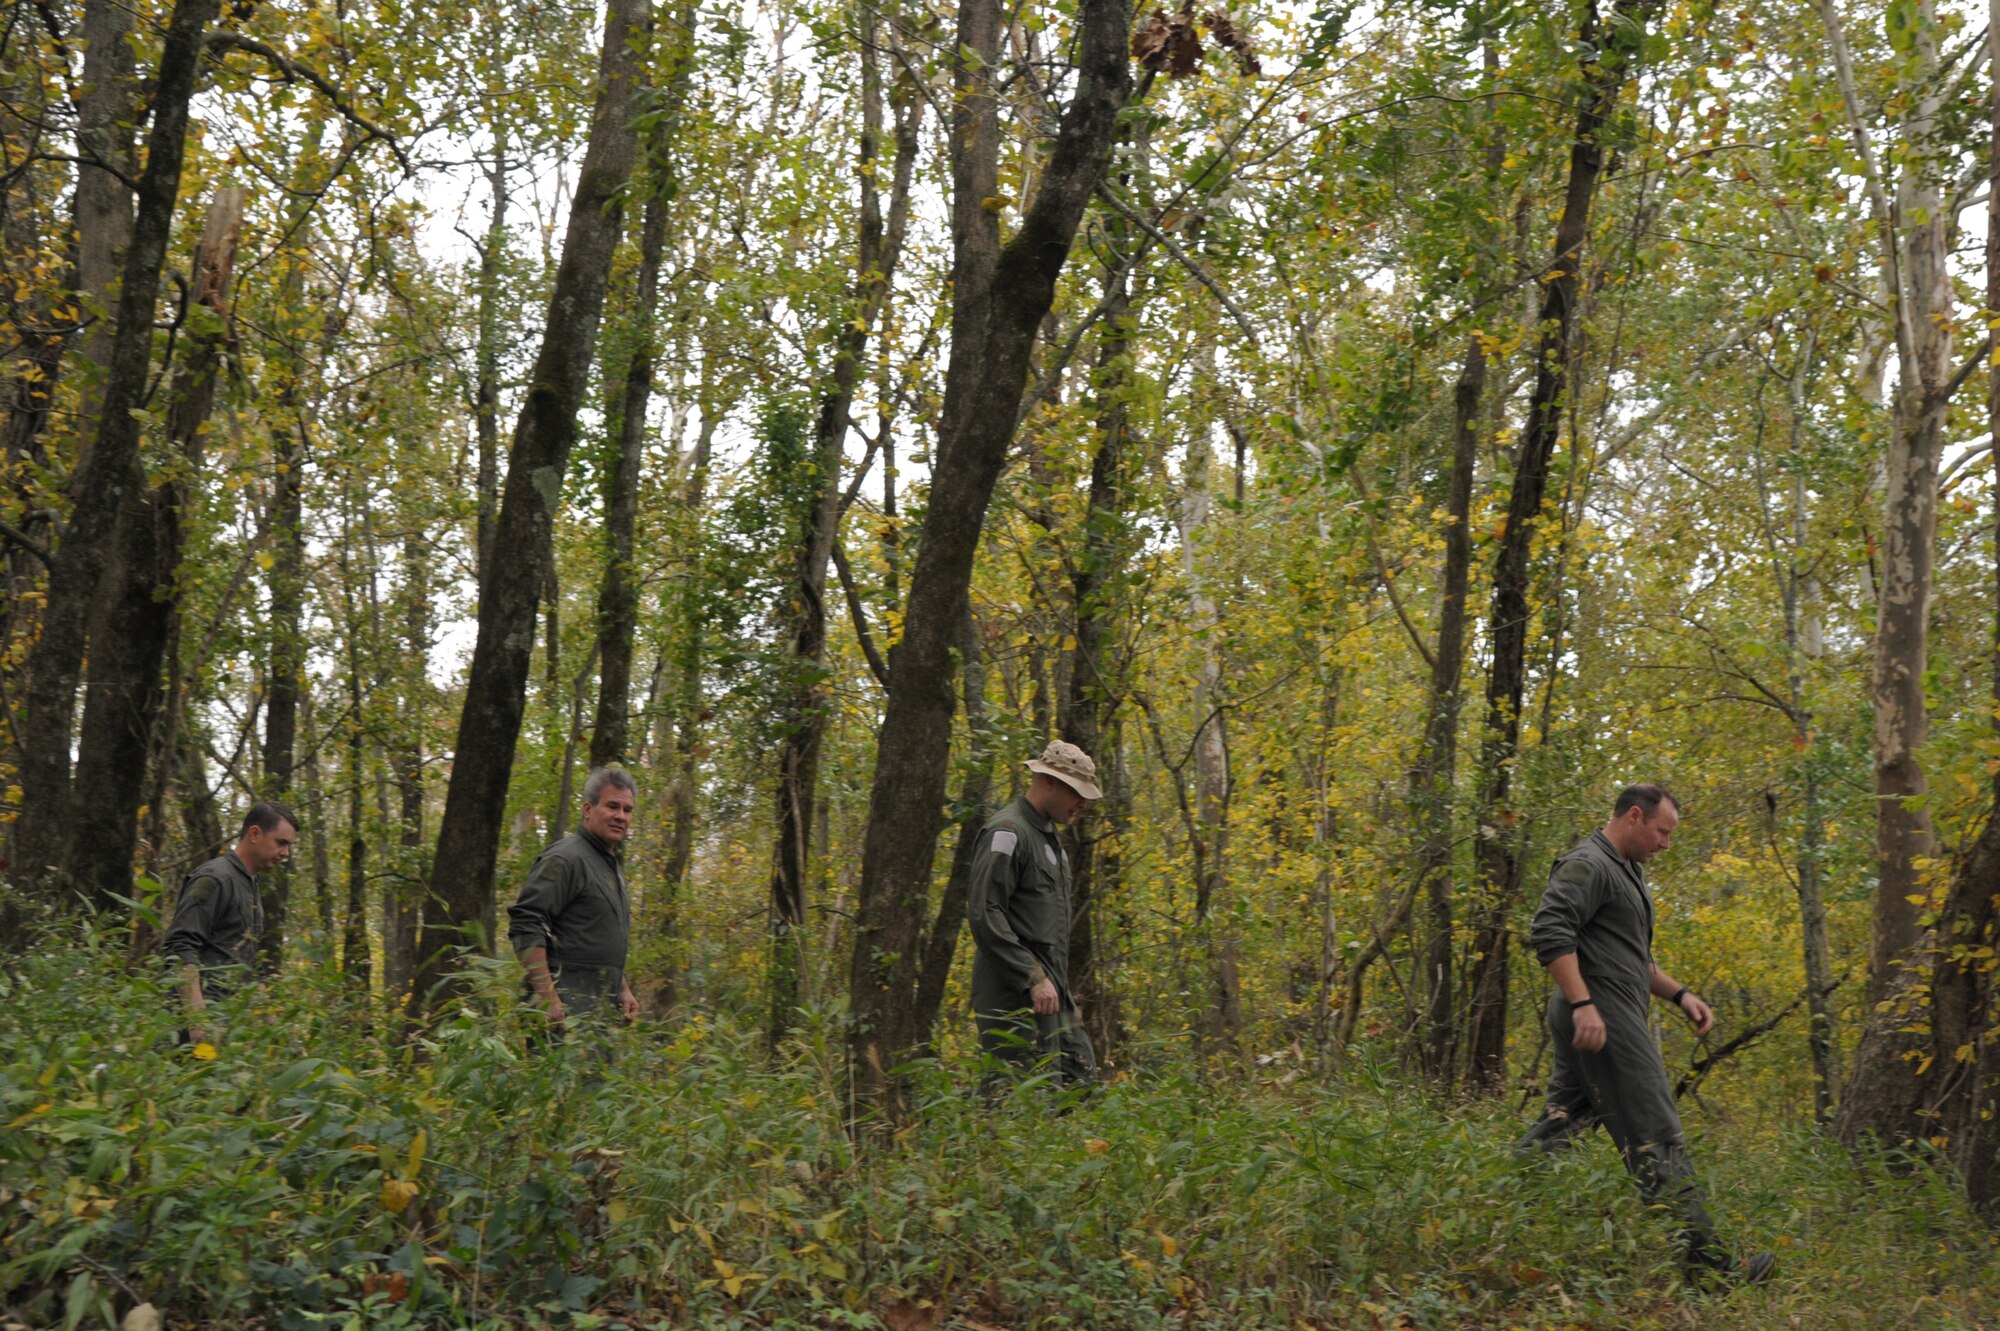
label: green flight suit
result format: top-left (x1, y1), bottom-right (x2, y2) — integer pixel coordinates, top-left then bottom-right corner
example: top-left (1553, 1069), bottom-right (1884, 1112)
top-left (161, 850), bottom-right (263, 1003)
top-left (1519, 829), bottom-right (1724, 1265)
top-left (506, 829), bottom-right (630, 1018)
top-left (967, 794), bottom-right (1097, 1091)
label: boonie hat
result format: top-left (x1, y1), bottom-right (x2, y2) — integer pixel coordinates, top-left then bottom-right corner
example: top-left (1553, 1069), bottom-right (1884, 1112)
top-left (1027, 740), bottom-right (1102, 800)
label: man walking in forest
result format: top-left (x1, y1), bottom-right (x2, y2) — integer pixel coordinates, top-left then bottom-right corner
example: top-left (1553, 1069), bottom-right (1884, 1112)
top-left (1516, 784), bottom-right (1774, 1284)
top-left (968, 741), bottom-right (1101, 1097)
top-left (507, 767), bottom-right (641, 1033)
top-left (162, 802), bottom-right (299, 1048)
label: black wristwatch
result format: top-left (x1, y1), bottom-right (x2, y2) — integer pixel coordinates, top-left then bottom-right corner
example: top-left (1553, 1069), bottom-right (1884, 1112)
top-left (1670, 986), bottom-right (1692, 1007)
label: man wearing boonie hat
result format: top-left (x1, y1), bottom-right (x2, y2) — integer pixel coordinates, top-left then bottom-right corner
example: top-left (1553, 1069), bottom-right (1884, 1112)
top-left (966, 740), bottom-right (1102, 1097)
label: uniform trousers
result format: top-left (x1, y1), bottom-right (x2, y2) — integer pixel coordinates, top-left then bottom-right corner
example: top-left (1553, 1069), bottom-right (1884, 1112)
top-left (1515, 981), bottom-right (1724, 1264)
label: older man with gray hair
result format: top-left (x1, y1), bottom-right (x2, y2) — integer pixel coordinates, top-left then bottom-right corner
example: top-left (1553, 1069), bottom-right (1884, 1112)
top-left (507, 766), bottom-right (640, 1028)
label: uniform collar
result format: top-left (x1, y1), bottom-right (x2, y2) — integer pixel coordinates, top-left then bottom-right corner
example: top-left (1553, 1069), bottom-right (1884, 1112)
top-left (225, 849), bottom-right (256, 882)
top-left (579, 828), bottom-right (621, 862)
top-left (1591, 829), bottom-right (1645, 881)
top-left (1015, 793), bottom-right (1057, 835)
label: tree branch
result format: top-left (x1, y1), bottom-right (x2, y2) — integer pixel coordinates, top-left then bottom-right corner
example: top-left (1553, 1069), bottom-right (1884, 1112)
top-left (205, 33), bottom-right (412, 173)
top-left (0, 518), bottom-right (53, 569)
top-left (1095, 184), bottom-right (1262, 345)
top-left (832, 538), bottom-right (890, 688)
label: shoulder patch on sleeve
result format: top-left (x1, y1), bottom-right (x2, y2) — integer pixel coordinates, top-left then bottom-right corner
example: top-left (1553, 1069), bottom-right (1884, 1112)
top-left (989, 829), bottom-right (1017, 857)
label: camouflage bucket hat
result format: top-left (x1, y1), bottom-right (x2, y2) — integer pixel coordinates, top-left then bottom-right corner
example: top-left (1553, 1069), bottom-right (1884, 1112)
top-left (1026, 740), bottom-right (1103, 800)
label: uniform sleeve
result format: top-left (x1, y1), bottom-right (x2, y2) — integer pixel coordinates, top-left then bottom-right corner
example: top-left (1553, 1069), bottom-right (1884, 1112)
top-left (966, 827), bottom-right (1040, 990)
top-left (162, 875), bottom-right (224, 967)
top-left (507, 853), bottom-right (575, 956)
top-left (1529, 856), bottom-right (1606, 967)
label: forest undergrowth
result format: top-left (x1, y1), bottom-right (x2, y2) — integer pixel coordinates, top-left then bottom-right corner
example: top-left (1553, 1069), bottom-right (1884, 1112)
top-left (3, 930), bottom-right (1994, 1331)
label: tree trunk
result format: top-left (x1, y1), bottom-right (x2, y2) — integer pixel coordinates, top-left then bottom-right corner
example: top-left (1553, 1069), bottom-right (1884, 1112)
top-left (1179, 403), bottom-right (1237, 1052)
top-left (1823, 0), bottom-right (1973, 1147)
top-left (650, 412), bottom-right (717, 1015)
top-left (474, 116), bottom-right (508, 580)
top-left (384, 532), bottom-right (431, 1005)
top-left (1061, 261), bottom-right (1136, 1065)
top-left (11, 0), bottom-right (223, 897)
top-left (67, 0), bottom-right (139, 470)
top-left (130, 187), bottom-right (246, 897)
top-left (769, 12), bottom-right (920, 1052)
top-left (913, 608), bottom-right (994, 1051)
top-left (1413, 332), bottom-right (1481, 1085)
top-left (590, 191), bottom-right (665, 773)
top-left (420, 0), bottom-right (651, 994)
top-left (844, 0), bottom-right (1128, 1118)
top-left (1462, 0), bottom-right (1654, 1093)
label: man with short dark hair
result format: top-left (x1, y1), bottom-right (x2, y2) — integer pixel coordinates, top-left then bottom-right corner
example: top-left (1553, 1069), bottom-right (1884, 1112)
top-left (162, 802), bottom-right (299, 1046)
top-left (1517, 784), bottom-right (1773, 1283)
top-left (507, 767), bottom-right (640, 1028)
top-left (967, 740), bottom-right (1102, 1094)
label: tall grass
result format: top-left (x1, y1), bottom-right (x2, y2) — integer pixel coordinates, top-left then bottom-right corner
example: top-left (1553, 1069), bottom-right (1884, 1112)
top-left (2, 930), bottom-right (1993, 1329)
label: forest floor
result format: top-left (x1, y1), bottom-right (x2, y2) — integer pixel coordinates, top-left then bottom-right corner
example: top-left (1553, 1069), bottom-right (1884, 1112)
top-left (2, 933), bottom-right (1995, 1330)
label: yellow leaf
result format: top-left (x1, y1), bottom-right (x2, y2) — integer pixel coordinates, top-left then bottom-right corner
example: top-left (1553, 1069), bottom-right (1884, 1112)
top-left (1906, 894), bottom-right (1929, 906)
top-left (1084, 1137), bottom-right (1110, 1154)
top-left (404, 1128), bottom-right (428, 1180)
top-left (191, 1042), bottom-right (218, 1061)
top-left (380, 1178), bottom-right (420, 1214)
top-left (608, 1199), bottom-right (631, 1223)
top-left (1155, 1231), bottom-right (1178, 1258)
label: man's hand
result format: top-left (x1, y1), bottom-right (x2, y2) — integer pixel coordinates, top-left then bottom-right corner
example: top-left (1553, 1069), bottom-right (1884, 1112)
top-left (620, 980), bottom-right (640, 1023)
top-left (1030, 977), bottom-right (1060, 1015)
top-left (537, 991), bottom-right (568, 1027)
top-left (1678, 990), bottom-right (1715, 1037)
top-left (1570, 1003), bottom-right (1607, 1052)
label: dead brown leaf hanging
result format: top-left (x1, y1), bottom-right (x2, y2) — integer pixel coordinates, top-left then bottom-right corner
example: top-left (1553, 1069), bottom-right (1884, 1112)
top-left (1202, 9), bottom-right (1262, 75)
top-left (1133, 9), bottom-right (1203, 78)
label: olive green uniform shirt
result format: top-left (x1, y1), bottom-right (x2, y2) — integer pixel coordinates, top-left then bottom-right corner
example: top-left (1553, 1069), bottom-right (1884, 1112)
top-left (967, 794), bottom-right (1097, 1087)
top-left (161, 851), bottom-right (263, 998)
top-left (506, 829), bottom-right (630, 1014)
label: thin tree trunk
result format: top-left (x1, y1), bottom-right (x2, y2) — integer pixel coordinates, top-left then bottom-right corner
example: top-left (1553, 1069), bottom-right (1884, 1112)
top-left (1775, 332), bottom-right (1840, 1122)
top-left (1824, 0), bottom-right (1971, 1146)
top-left (1180, 405), bottom-right (1237, 1052)
top-left (913, 608), bottom-right (994, 1052)
top-left (12, 0), bottom-right (224, 897)
top-left (67, 0), bottom-right (138, 471)
top-left (1061, 260), bottom-right (1135, 1064)
top-left (384, 532), bottom-right (431, 1005)
top-left (420, 0), bottom-right (651, 996)
top-left (342, 693), bottom-right (369, 987)
top-left (769, 12), bottom-right (920, 1052)
top-left (1414, 332), bottom-right (1482, 1084)
top-left (474, 114), bottom-right (508, 579)
top-left (302, 690), bottom-right (334, 940)
top-left (1462, 0), bottom-right (1655, 1093)
top-left (651, 412), bottom-right (717, 1015)
top-left (844, 0), bottom-right (1129, 1118)
top-left (1414, 39), bottom-right (1500, 1086)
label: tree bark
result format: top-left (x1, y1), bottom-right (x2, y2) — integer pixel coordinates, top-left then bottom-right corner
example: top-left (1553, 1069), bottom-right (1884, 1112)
top-left (913, 607), bottom-right (994, 1052)
top-left (1824, 0), bottom-right (1977, 1149)
top-left (1061, 260), bottom-right (1136, 1065)
top-left (1414, 332), bottom-right (1482, 1084)
top-left (844, 0), bottom-right (1129, 1118)
top-left (129, 187), bottom-right (246, 900)
top-left (769, 13), bottom-right (920, 1052)
top-left (420, 0), bottom-right (651, 994)
top-left (1461, 0), bottom-right (1654, 1092)
top-left (12, 0), bottom-right (225, 899)
top-left (67, 0), bottom-right (139, 471)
